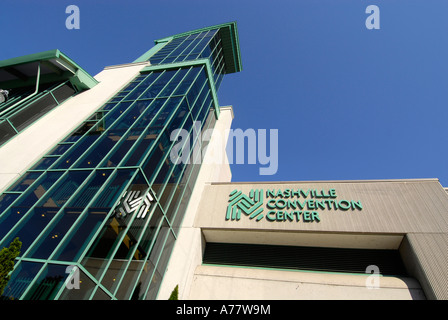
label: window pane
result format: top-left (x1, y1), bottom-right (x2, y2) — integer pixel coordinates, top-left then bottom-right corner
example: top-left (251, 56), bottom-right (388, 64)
top-left (0, 121), bottom-right (17, 145)
top-left (81, 172), bottom-right (148, 279)
top-left (0, 171), bottom-right (63, 241)
top-left (0, 261), bottom-right (43, 300)
top-left (23, 264), bottom-right (69, 300)
top-left (8, 171), bottom-right (43, 192)
top-left (54, 170), bottom-right (132, 262)
top-left (58, 268), bottom-right (98, 300)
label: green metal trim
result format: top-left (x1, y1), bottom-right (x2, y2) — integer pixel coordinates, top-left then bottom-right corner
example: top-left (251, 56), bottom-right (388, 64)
top-left (133, 41), bottom-right (169, 63)
top-left (140, 59), bottom-right (221, 118)
top-left (135, 22), bottom-right (242, 74)
top-left (0, 49), bottom-right (98, 90)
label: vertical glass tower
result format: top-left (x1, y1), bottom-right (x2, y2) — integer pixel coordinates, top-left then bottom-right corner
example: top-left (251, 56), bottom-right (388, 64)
top-left (0, 22), bottom-right (242, 300)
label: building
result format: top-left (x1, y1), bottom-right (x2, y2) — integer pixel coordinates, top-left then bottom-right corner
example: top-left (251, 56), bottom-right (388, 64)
top-left (0, 22), bottom-right (447, 300)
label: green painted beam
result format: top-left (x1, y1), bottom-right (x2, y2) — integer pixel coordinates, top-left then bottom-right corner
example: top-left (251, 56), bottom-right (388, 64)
top-left (134, 22), bottom-right (242, 74)
top-left (0, 49), bottom-right (98, 90)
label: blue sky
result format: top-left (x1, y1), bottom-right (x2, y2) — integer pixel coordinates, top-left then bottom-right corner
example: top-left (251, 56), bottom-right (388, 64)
top-left (2, 0), bottom-right (448, 185)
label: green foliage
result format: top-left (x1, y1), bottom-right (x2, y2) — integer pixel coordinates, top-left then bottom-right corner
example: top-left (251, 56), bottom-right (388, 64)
top-left (168, 284), bottom-right (179, 300)
top-left (0, 238), bottom-right (22, 296)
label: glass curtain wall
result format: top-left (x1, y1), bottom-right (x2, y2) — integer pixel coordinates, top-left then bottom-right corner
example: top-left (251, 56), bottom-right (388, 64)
top-left (0, 28), bottom-right (224, 300)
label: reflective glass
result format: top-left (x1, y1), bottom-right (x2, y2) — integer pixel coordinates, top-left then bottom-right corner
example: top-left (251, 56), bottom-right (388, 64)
top-left (7, 171), bottom-right (43, 192)
top-left (30, 157), bottom-right (58, 170)
top-left (100, 204), bottom-right (163, 295)
top-left (23, 264), bottom-right (69, 300)
top-left (59, 268), bottom-right (98, 300)
top-left (0, 193), bottom-right (19, 214)
top-left (0, 171), bottom-right (63, 241)
top-left (81, 172), bottom-right (148, 279)
top-left (0, 261), bottom-right (43, 300)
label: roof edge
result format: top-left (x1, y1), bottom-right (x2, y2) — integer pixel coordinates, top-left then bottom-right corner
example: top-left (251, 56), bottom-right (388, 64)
top-left (0, 49), bottom-right (98, 90)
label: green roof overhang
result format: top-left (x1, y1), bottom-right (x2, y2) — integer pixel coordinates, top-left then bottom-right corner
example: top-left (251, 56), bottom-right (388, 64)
top-left (0, 49), bottom-right (98, 91)
top-left (134, 22), bottom-right (242, 74)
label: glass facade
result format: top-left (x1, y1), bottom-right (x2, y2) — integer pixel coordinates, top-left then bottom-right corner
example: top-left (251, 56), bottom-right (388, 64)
top-left (0, 81), bottom-right (77, 146)
top-left (0, 23), bottom-right (241, 300)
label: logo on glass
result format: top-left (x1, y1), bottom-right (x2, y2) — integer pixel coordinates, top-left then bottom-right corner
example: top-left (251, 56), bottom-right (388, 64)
top-left (226, 189), bottom-right (264, 221)
top-left (115, 190), bottom-right (154, 220)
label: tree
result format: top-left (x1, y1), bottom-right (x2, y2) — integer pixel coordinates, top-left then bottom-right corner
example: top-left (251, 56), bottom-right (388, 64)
top-left (168, 285), bottom-right (179, 300)
top-left (0, 238), bottom-right (22, 296)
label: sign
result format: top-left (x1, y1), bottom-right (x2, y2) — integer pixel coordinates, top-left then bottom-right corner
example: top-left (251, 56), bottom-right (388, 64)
top-left (226, 188), bottom-right (363, 223)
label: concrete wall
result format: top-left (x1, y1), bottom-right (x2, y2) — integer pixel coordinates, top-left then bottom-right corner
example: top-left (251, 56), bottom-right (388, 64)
top-left (0, 61), bottom-right (149, 193)
top-left (188, 179), bottom-right (448, 300)
top-left (156, 106), bottom-right (234, 300)
top-left (188, 265), bottom-right (425, 300)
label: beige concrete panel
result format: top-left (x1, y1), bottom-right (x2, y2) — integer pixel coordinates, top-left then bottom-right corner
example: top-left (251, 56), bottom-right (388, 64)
top-left (187, 265), bottom-right (425, 300)
top-left (194, 180), bottom-right (448, 235)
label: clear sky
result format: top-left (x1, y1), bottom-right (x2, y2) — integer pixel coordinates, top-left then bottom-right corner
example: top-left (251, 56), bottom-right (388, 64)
top-left (2, 0), bottom-right (448, 186)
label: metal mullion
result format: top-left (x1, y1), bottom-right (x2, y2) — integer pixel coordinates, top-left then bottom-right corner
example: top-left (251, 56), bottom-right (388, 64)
top-left (189, 76), bottom-right (209, 115)
top-left (135, 96), bottom-right (187, 182)
top-left (110, 94), bottom-right (179, 169)
top-left (5, 118), bottom-right (19, 134)
top-left (159, 34), bottom-right (199, 64)
top-left (141, 98), bottom-right (194, 191)
top-left (213, 54), bottom-right (226, 87)
top-left (48, 81), bottom-right (72, 105)
top-left (213, 48), bottom-right (225, 77)
top-left (171, 34), bottom-right (202, 62)
top-left (18, 260), bottom-right (49, 300)
top-left (104, 196), bottom-right (161, 298)
top-left (67, 72), bottom-right (169, 170)
top-left (120, 71), bottom-right (160, 102)
top-left (122, 214), bottom-right (166, 300)
top-left (115, 66), bottom-right (201, 168)
top-left (206, 37), bottom-right (223, 63)
top-left (51, 72), bottom-right (162, 170)
top-left (74, 169), bottom-right (140, 267)
top-left (46, 168), bottom-right (122, 263)
top-left (106, 105), bottom-right (198, 297)
top-left (3, 78), bottom-right (66, 119)
top-left (95, 68), bottom-right (189, 169)
top-left (0, 170), bottom-right (70, 247)
top-left (124, 105), bottom-right (212, 300)
top-left (0, 94), bottom-right (25, 112)
top-left (164, 103), bottom-right (214, 235)
top-left (50, 120), bottom-right (104, 169)
top-left (141, 222), bottom-right (172, 300)
top-left (197, 32), bottom-right (221, 60)
top-left (211, 46), bottom-right (224, 78)
top-left (54, 262), bottom-right (115, 300)
top-left (176, 30), bottom-right (213, 63)
top-left (128, 66), bottom-right (205, 169)
top-left (17, 169), bottom-right (99, 262)
top-left (92, 93), bottom-right (192, 273)
top-left (1, 89), bottom-right (49, 119)
top-left (216, 55), bottom-right (226, 77)
top-left (89, 172), bottom-right (158, 298)
top-left (95, 99), bottom-right (162, 168)
top-left (144, 107), bottom-right (203, 222)
top-left (158, 99), bottom-right (212, 223)
top-left (158, 36), bottom-right (188, 65)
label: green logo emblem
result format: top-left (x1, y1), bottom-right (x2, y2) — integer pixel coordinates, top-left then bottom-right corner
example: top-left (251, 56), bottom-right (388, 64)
top-left (226, 189), bottom-right (264, 221)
